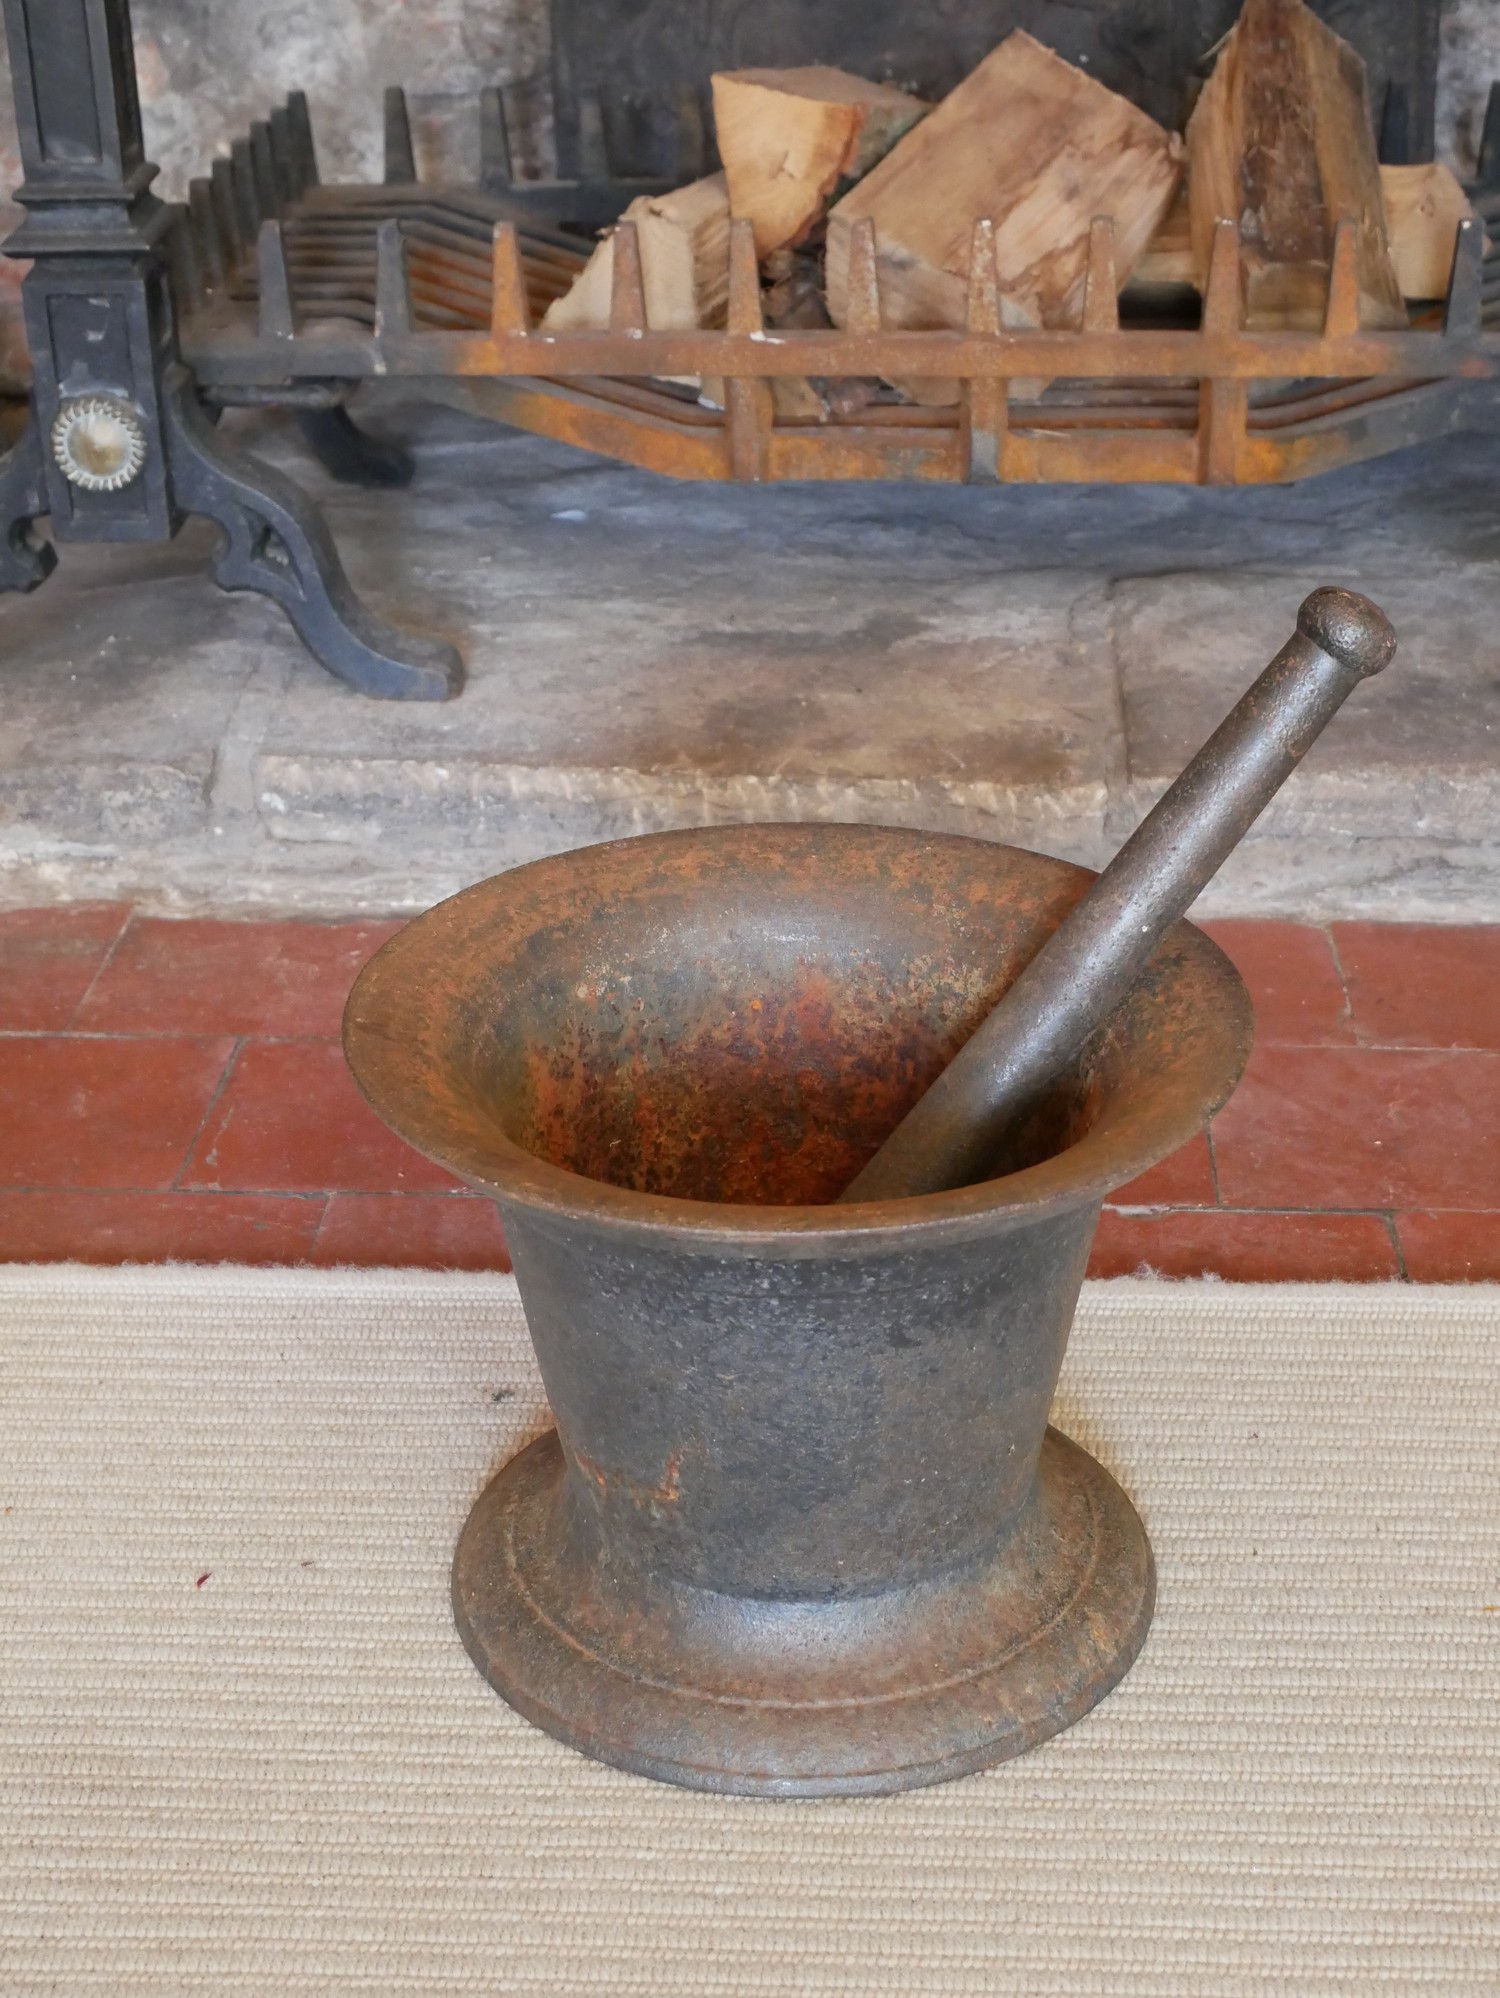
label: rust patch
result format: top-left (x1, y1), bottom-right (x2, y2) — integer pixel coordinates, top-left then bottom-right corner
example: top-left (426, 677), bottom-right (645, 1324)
top-left (573, 1444), bottom-right (684, 1511)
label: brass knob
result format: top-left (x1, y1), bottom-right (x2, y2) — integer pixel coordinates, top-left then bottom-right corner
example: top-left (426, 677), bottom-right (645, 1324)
top-left (50, 395), bottom-right (148, 492)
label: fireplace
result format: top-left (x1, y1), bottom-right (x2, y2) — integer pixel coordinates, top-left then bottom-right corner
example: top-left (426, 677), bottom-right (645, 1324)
top-left (0, 0), bottom-right (1492, 705)
top-left (550, 0), bottom-right (1441, 179)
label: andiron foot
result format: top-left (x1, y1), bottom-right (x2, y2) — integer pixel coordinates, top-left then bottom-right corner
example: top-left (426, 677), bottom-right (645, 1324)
top-left (0, 409), bottom-right (57, 595)
top-left (0, 0), bottom-right (461, 700)
top-left (163, 368), bottom-right (462, 701)
top-left (294, 406), bottom-right (416, 490)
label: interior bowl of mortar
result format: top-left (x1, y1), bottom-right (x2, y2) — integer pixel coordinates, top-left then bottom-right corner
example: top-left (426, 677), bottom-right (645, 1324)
top-left (343, 823), bottom-right (1254, 1797)
top-left (344, 821), bottom-right (1252, 1231)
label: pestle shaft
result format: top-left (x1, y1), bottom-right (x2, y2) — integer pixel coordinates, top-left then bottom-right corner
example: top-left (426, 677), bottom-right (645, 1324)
top-left (839, 587), bottom-right (1397, 1203)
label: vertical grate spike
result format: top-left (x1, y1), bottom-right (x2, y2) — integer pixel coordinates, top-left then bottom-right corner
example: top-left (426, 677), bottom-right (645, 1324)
top-left (676, 86), bottom-right (707, 182)
top-left (188, 176), bottom-right (225, 286)
top-left (845, 217), bottom-right (881, 336)
top-left (480, 86), bottom-right (513, 191)
top-left (490, 221), bottom-right (530, 336)
top-left (165, 207), bottom-right (204, 314)
top-left (1201, 219), bottom-right (1243, 334)
top-left (257, 218), bottom-right (296, 340)
top-left (1322, 217), bottom-right (1361, 338)
top-left (610, 220), bottom-right (647, 333)
top-left (726, 217), bottom-right (762, 335)
top-left (966, 219), bottom-right (1000, 335)
top-left (249, 121), bottom-right (280, 218)
top-left (230, 136), bottom-right (261, 242)
top-left (287, 91), bottom-right (319, 189)
top-left (268, 103), bottom-right (298, 204)
top-left (375, 217), bottom-right (414, 339)
top-left (384, 85), bottom-right (417, 185)
top-left (1198, 221), bottom-right (1246, 486)
top-left (1444, 215), bottom-right (1485, 338)
top-left (1478, 81), bottom-right (1500, 193)
top-left (578, 89), bottom-right (609, 181)
top-left (726, 226), bottom-right (772, 479)
top-left (965, 220), bottom-right (1007, 483)
top-left (211, 155), bottom-right (243, 261)
top-left (1082, 216), bottom-right (1119, 332)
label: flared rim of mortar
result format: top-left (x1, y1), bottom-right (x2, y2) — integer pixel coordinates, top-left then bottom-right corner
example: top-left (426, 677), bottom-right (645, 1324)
top-left (343, 823), bottom-right (1253, 1247)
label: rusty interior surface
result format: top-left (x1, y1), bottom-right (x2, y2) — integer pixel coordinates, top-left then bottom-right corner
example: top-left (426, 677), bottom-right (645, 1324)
top-left (475, 853), bottom-right (1097, 1205)
top-left (344, 824), bottom-right (1253, 1218)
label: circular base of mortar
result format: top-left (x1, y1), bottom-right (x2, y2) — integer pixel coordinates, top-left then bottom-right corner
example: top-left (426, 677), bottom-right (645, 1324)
top-left (452, 1426), bottom-right (1155, 1798)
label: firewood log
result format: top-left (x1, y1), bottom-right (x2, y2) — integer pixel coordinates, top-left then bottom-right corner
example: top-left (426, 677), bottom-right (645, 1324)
top-left (710, 66), bottom-right (928, 259)
top-left (1185, 0), bottom-right (1405, 330)
top-left (541, 173), bottom-right (731, 333)
top-left (1135, 165), bottom-right (1476, 307)
top-left (1380, 162), bottom-right (1477, 302)
top-left (824, 31), bottom-right (1182, 335)
top-left (1130, 182), bottom-right (1195, 290)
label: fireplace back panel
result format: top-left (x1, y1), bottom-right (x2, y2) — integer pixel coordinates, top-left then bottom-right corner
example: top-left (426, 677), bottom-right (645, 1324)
top-left (551, 0), bottom-right (1440, 180)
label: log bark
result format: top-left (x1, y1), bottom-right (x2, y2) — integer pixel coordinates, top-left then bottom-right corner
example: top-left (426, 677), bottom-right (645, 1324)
top-left (710, 66), bottom-right (928, 260)
top-left (824, 31), bottom-right (1182, 335)
top-left (1185, 0), bottom-right (1405, 331)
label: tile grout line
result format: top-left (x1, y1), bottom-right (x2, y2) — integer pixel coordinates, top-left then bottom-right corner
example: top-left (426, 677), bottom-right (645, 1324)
top-left (0, 1187), bottom-right (331, 1200)
top-left (1321, 922), bottom-right (1359, 1046)
top-left (13, 1028), bottom-right (1500, 1056)
top-left (64, 905), bottom-right (136, 1028)
top-left (170, 1037), bottom-right (246, 1193)
top-left (7, 911), bottom-right (1495, 1272)
top-left (0, 1029), bottom-right (352, 1046)
top-left (1385, 1211), bottom-right (1411, 1283)
top-left (0, 1181), bottom-right (486, 1198)
top-left (1103, 1202), bottom-right (1418, 1219)
top-left (300, 1192), bottom-right (334, 1264)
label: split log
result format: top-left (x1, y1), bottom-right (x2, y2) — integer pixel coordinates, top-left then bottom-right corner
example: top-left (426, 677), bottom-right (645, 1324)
top-left (1130, 181), bottom-right (1195, 290)
top-left (541, 173), bottom-right (731, 333)
top-left (824, 31), bottom-right (1182, 335)
top-left (700, 249), bottom-right (880, 424)
top-left (1185, 0), bottom-right (1405, 330)
top-left (1136, 165), bottom-right (1476, 306)
top-left (762, 246), bottom-right (831, 331)
top-left (711, 66), bottom-right (928, 259)
top-left (892, 282), bottom-right (1047, 409)
top-left (1380, 162), bottom-right (1476, 301)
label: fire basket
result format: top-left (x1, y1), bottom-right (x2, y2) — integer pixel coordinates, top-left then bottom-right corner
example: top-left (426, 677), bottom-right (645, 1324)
top-left (1, 0), bottom-right (1495, 699)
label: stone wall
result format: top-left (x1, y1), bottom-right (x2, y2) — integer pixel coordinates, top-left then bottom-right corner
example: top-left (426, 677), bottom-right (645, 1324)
top-left (0, 0), bottom-right (1495, 388)
top-left (1439, 0), bottom-right (1500, 178)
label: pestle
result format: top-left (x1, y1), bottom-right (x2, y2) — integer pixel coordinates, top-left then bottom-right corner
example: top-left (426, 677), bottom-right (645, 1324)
top-left (839, 587), bottom-right (1397, 1203)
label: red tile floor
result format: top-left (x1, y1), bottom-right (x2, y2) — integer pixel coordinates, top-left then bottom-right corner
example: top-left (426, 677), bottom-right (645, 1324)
top-left (1, 906), bottom-right (1497, 1281)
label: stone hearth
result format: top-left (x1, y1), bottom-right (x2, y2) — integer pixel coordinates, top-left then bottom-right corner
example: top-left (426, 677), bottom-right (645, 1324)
top-left (2, 396), bottom-right (1498, 922)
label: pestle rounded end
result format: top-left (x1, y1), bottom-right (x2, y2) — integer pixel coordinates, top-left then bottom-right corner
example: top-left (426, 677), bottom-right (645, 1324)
top-left (1297, 587), bottom-right (1397, 678)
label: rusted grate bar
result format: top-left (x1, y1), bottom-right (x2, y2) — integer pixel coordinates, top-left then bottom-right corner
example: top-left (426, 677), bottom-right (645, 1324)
top-left (174, 89), bottom-right (1500, 491)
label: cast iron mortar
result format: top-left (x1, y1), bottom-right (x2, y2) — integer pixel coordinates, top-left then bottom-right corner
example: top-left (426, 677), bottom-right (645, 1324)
top-left (345, 824), bottom-right (1250, 1794)
top-left (344, 591), bottom-right (1392, 1796)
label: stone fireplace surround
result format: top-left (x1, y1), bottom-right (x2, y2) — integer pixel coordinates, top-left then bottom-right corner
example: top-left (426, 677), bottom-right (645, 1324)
top-left (0, 1), bottom-right (1498, 923)
top-left (3, 397), bottom-right (1498, 923)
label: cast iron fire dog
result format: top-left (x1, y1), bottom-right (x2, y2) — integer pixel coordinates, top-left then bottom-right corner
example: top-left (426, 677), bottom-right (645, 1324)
top-left (345, 587), bottom-right (1395, 1797)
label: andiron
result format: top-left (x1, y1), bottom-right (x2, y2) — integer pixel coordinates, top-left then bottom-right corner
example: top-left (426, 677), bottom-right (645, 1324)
top-left (0, 0), bottom-right (462, 699)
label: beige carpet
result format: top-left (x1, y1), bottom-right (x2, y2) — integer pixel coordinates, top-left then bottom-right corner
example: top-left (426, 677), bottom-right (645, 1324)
top-left (1, 1267), bottom-right (1497, 1997)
